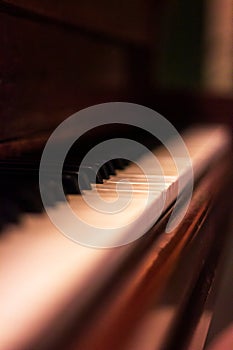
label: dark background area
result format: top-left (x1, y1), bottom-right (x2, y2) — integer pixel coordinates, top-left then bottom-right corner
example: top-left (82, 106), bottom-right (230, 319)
top-left (0, 0), bottom-right (232, 157)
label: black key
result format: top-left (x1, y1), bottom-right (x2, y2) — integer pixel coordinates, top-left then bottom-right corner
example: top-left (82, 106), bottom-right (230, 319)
top-left (63, 173), bottom-right (80, 195)
top-left (112, 159), bottom-right (125, 170)
top-left (97, 163), bottom-right (110, 180)
top-left (62, 171), bottom-right (91, 194)
top-left (80, 166), bottom-right (103, 184)
top-left (105, 160), bottom-right (116, 176)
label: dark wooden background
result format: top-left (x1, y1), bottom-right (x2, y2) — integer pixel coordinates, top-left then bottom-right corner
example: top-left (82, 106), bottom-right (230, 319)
top-left (0, 0), bottom-right (232, 157)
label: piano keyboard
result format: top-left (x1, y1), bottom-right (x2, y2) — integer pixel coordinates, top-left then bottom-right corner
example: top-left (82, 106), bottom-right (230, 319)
top-left (0, 125), bottom-right (231, 350)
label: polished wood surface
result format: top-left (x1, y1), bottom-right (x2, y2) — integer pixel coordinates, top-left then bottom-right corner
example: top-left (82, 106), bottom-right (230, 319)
top-left (0, 0), bottom-right (152, 45)
top-left (0, 10), bottom-right (131, 142)
top-left (0, 0), bottom-right (232, 156)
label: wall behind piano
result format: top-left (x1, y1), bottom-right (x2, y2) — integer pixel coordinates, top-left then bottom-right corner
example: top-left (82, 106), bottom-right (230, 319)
top-left (0, 0), bottom-right (232, 156)
top-left (0, 1), bottom-right (144, 141)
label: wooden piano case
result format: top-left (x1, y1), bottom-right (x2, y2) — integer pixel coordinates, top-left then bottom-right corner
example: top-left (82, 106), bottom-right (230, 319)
top-left (0, 1), bottom-right (232, 349)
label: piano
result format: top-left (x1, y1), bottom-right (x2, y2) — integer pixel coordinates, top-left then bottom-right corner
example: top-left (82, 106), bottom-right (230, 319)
top-left (0, 2), bottom-right (232, 350)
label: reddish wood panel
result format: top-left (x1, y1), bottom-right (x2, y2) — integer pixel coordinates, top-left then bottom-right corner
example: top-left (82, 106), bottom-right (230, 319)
top-left (0, 11), bottom-right (133, 142)
top-left (1, 0), bottom-right (151, 45)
